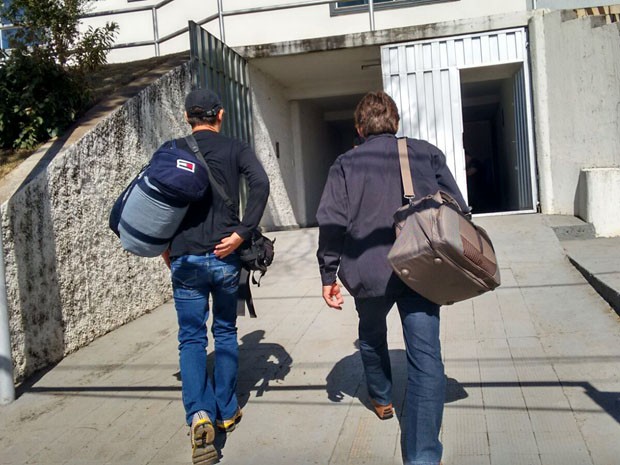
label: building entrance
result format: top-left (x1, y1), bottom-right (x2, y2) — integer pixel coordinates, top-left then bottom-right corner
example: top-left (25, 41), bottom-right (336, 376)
top-left (249, 46), bottom-right (383, 226)
top-left (382, 28), bottom-right (537, 215)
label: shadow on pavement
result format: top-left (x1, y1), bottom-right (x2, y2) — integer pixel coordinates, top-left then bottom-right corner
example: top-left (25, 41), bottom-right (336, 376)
top-left (325, 345), bottom-right (469, 414)
top-left (213, 329), bottom-right (292, 459)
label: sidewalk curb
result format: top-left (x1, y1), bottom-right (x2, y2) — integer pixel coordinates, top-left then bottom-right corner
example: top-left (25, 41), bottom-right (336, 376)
top-left (568, 255), bottom-right (620, 318)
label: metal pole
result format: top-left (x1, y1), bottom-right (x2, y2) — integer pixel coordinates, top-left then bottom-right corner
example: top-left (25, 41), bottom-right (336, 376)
top-left (217, 0), bottom-right (226, 43)
top-left (0, 226), bottom-right (15, 405)
top-left (368, 0), bottom-right (375, 31)
top-left (152, 7), bottom-right (160, 56)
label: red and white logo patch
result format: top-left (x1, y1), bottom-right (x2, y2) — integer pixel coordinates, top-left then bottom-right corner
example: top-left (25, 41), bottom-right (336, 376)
top-left (176, 159), bottom-right (195, 173)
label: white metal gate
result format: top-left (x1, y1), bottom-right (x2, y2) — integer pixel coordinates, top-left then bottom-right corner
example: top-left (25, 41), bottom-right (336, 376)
top-left (381, 28), bottom-right (537, 212)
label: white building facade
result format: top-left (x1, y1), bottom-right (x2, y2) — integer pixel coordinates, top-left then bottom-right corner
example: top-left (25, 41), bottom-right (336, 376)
top-left (83, 0), bottom-right (620, 234)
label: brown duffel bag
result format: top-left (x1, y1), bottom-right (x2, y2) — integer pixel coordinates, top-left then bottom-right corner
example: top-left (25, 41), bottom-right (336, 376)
top-left (387, 139), bottom-right (501, 305)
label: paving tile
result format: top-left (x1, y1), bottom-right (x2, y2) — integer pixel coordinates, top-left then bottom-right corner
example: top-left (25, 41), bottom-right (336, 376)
top-left (587, 434), bottom-right (620, 465)
top-left (346, 416), bottom-right (400, 462)
top-left (490, 453), bottom-right (542, 465)
top-left (482, 387), bottom-right (527, 410)
top-left (528, 411), bottom-right (582, 433)
top-left (539, 451), bottom-right (594, 465)
top-left (522, 388), bottom-right (572, 410)
top-left (443, 431), bottom-right (489, 456)
top-left (446, 387), bottom-right (484, 410)
top-left (444, 455), bottom-right (491, 465)
top-left (534, 430), bottom-right (589, 455)
top-left (484, 412), bottom-right (532, 433)
top-left (488, 431), bottom-right (538, 455)
top-left (442, 413), bottom-right (487, 434)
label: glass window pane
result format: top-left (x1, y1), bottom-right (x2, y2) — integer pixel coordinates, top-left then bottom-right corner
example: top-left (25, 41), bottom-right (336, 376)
top-left (335, 0), bottom-right (448, 10)
top-left (1, 27), bottom-right (17, 49)
top-left (337, 0), bottom-right (366, 6)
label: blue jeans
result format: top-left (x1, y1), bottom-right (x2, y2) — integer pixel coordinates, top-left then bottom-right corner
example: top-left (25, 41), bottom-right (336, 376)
top-left (170, 253), bottom-right (241, 426)
top-left (354, 292), bottom-right (445, 465)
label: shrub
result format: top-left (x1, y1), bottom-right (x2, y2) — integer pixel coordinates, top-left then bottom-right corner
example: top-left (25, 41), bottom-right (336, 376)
top-left (0, 0), bottom-right (118, 149)
top-left (0, 53), bottom-right (89, 148)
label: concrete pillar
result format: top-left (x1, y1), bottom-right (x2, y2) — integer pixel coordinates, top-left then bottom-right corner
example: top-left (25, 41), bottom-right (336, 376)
top-left (577, 168), bottom-right (620, 237)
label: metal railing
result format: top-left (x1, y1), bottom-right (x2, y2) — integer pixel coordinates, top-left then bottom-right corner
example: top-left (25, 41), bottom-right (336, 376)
top-left (82, 0), bottom-right (378, 57)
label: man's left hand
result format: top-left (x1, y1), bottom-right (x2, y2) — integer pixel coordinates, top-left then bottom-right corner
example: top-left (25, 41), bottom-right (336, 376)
top-left (214, 232), bottom-right (244, 258)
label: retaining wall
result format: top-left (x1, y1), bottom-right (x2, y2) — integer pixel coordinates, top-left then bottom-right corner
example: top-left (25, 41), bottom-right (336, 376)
top-left (1, 65), bottom-right (192, 382)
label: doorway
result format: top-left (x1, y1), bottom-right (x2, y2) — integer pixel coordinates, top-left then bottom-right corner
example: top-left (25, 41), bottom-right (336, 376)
top-left (461, 62), bottom-right (535, 214)
top-left (250, 46), bottom-right (383, 226)
top-left (381, 28), bottom-right (538, 215)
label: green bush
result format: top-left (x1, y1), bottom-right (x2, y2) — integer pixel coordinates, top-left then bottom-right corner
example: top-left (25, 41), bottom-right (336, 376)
top-left (0, 53), bottom-right (89, 149)
top-left (0, 0), bottom-right (118, 150)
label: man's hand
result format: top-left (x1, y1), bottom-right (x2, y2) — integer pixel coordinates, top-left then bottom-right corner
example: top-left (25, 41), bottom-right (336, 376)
top-left (214, 232), bottom-right (244, 259)
top-left (322, 282), bottom-right (344, 310)
top-left (162, 249), bottom-right (171, 269)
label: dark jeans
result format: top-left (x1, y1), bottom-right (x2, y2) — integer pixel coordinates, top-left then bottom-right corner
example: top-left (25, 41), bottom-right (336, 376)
top-left (171, 253), bottom-right (241, 426)
top-left (354, 292), bottom-right (445, 465)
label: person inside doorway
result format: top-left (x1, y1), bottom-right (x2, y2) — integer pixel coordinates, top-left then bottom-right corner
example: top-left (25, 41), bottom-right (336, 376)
top-left (465, 151), bottom-right (488, 212)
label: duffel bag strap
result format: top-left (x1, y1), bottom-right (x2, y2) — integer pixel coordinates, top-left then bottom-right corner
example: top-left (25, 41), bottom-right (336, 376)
top-left (397, 138), bottom-right (415, 203)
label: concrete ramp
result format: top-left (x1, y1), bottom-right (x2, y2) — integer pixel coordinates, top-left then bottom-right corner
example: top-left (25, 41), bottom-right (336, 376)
top-left (1, 214), bottom-right (619, 465)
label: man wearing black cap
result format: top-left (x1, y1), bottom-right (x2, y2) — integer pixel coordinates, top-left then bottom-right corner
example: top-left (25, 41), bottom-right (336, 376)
top-left (165, 88), bottom-right (269, 465)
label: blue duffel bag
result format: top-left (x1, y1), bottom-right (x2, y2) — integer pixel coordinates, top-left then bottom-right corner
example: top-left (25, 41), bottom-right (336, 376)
top-left (109, 138), bottom-right (209, 257)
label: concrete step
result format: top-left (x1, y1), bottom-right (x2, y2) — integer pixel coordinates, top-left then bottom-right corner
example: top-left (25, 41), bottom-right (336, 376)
top-left (562, 236), bottom-right (620, 318)
top-left (545, 215), bottom-right (596, 241)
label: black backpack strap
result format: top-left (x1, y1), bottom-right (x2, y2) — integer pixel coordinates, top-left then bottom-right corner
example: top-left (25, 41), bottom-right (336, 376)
top-left (184, 134), bottom-right (238, 214)
top-left (251, 270), bottom-right (266, 287)
top-left (236, 268), bottom-right (257, 318)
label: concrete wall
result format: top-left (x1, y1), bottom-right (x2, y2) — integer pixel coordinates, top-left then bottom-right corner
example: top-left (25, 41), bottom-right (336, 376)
top-left (2, 65), bottom-right (193, 382)
top-left (291, 100), bottom-right (340, 227)
top-left (248, 65), bottom-right (299, 229)
top-left (223, 0), bottom-right (528, 47)
top-left (529, 10), bottom-right (620, 215)
top-left (2, 59), bottom-right (299, 382)
top-left (535, 0), bottom-right (616, 9)
top-left (85, 0), bottom-right (528, 63)
top-left (577, 168), bottom-right (620, 237)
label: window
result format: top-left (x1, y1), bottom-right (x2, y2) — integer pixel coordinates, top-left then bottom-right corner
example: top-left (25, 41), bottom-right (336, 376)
top-left (0, 27), bottom-right (17, 50)
top-left (330, 0), bottom-right (457, 16)
top-left (1, 0), bottom-right (14, 50)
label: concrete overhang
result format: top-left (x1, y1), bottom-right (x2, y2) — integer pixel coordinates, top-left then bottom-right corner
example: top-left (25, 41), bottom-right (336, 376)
top-left (247, 46), bottom-right (383, 100)
top-left (235, 10), bottom-right (533, 59)
top-left (236, 10), bottom-right (532, 101)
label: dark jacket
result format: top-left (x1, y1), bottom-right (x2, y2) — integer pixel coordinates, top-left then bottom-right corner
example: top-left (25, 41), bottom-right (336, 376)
top-left (316, 133), bottom-right (468, 298)
top-left (169, 129), bottom-right (270, 258)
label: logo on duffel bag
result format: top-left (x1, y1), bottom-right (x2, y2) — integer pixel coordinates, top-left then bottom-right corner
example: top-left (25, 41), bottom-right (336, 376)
top-left (176, 159), bottom-right (196, 173)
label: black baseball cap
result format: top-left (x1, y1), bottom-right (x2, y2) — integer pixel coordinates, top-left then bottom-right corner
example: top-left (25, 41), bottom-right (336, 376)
top-left (185, 89), bottom-right (223, 117)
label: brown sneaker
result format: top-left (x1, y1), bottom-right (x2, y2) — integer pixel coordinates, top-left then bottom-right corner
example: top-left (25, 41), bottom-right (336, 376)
top-left (190, 411), bottom-right (218, 465)
top-left (216, 407), bottom-right (243, 433)
top-left (370, 399), bottom-right (394, 420)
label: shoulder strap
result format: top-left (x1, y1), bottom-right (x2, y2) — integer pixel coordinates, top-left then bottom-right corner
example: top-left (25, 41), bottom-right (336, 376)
top-left (397, 137), bottom-right (415, 201)
top-left (236, 268), bottom-right (257, 318)
top-left (184, 134), bottom-right (238, 215)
